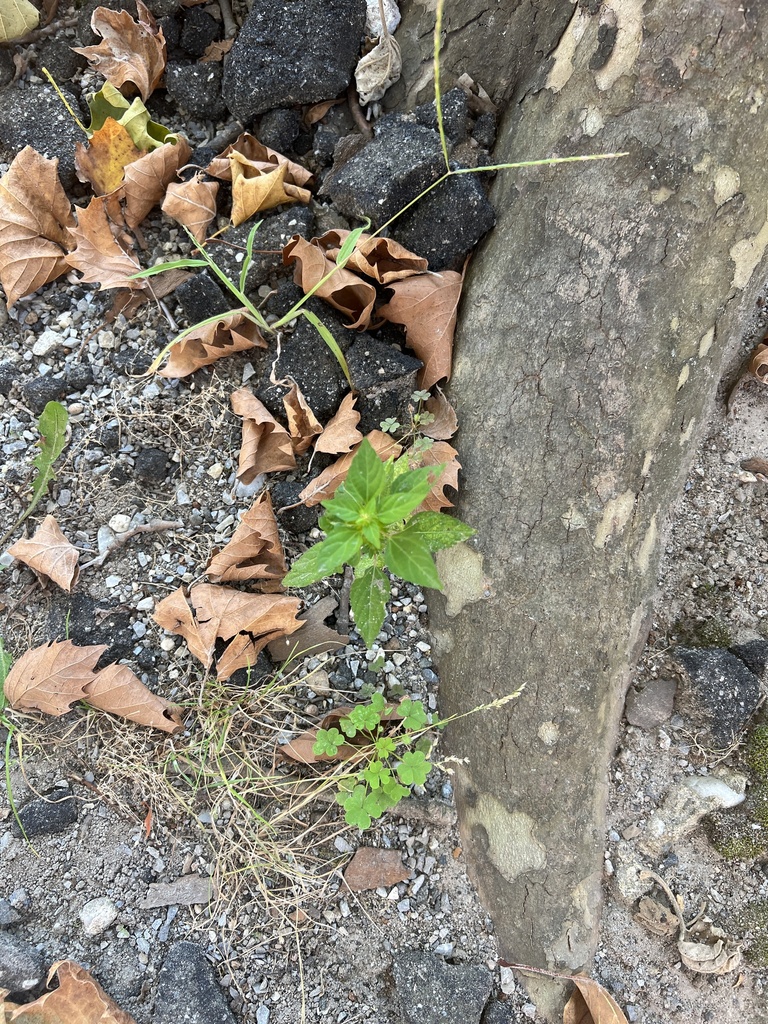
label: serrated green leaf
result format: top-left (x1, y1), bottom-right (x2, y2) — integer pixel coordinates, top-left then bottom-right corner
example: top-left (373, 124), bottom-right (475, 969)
top-left (384, 528), bottom-right (443, 590)
top-left (30, 401), bottom-right (68, 513)
top-left (344, 439), bottom-right (386, 507)
top-left (402, 511), bottom-right (475, 552)
top-left (350, 562), bottom-right (390, 648)
top-left (283, 528), bottom-right (362, 586)
top-left (376, 467), bottom-right (435, 525)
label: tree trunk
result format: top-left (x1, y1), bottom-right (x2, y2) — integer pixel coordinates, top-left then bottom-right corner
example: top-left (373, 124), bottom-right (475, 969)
top-left (411, 1), bottom-right (768, 1016)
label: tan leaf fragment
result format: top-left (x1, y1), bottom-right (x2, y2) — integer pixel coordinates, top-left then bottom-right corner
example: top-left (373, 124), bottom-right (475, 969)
top-left (231, 387), bottom-right (296, 482)
top-left (343, 848), bottom-right (410, 891)
top-left (4, 640), bottom-right (105, 716)
top-left (206, 133), bottom-right (313, 189)
top-left (159, 311), bottom-right (266, 378)
top-left (355, 32), bottom-right (402, 105)
top-left (0, 146), bottom-right (75, 308)
top-left (283, 383), bottom-right (323, 454)
top-left (563, 977), bottom-right (629, 1024)
top-left (206, 492), bottom-right (287, 583)
top-left (200, 37), bottom-right (234, 62)
top-left (106, 266), bottom-right (191, 322)
top-left (267, 595), bottom-right (349, 662)
top-left (299, 430), bottom-right (401, 506)
top-left (314, 392), bottom-right (363, 454)
top-left (748, 341), bottom-right (768, 384)
top-left (65, 196), bottom-right (145, 291)
top-left (230, 154), bottom-right (311, 227)
top-left (73, 0), bottom-right (166, 101)
top-left (410, 441), bottom-right (460, 512)
top-left (8, 515), bottom-right (79, 592)
top-left (304, 99), bottom-right (343, 124)
top-left (153, 583), bottom-right (303, 680)
top-left (139, 875), bottom-right (215, 909)
top-left (421, 387), bottom-right (458, 440)
top-left (378, 270), bottom-right (464, 389)
top-left (2, 960), bottom-right (137, 1024)
top-left (75, 118), bottom-right (143, 196)
top-left (123, 135), bottom-right (192, 229)
top-left (84, 663), bottom-right (183, 733)
top-left (316, 229), bottom-right (427, 284)
top-left (283, 234), bottom-right (376, 330)
top-left (161, 174), bottom-right (219, 243)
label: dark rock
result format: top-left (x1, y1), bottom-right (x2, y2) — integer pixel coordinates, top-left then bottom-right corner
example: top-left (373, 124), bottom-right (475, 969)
top-left (0, 361), bottom-right (19, 396)
top-left (22, 375), bottom-right (68, 415)
top-left (624, 677), bottom-right (677, 730)
top-left (66, 364), bottom-right (95, 392)
top-left (472, 112), bottom-right (497, 150)
top-left (222, 0), bottom-right (365, 121)
top-left (0, 933), bottom-right (46, 995)
top-left (179, 8), bottom-right (220, 57)
top-left (144, 0), bottom-right (180, 17)
top-left (165, 62), bottom-right (227, 121)
top-left (0, 50), bottom-right (14, 88)
top-left (413, 88), bottom-right (470, 146)
top-left (13, 786), bottom-right (78, 838)
top-left (731, 639), bottom-right (768, 677)
top-left (481, 999), bottom-right (519, 1023)
top-left (155, 942), bottom-right (237, 1024)
top-left (0, 85), bottom-right (82, 191)
top-left (346, 334), bottom-right (422, 434)
top-left (37, 37), bottom-right (87, 83)
top-left (263, 279), bottom-right (305, 318)
top-left (227, 652), bottom-right (272, 686)
top-left (271, 480), bottom-right (319, 534)
top-left (0, 899), bottom-right (21, 927)
top-left (158, 13), bottom-right (181, 53)
top-left (99, 425), bottom-right (121, 451)
top-left (176, 272), bottom-right (232, 324)
top-left (134, 447), bottom-right (170, 483)
top-left (391, 170), bottom-right (496, 271)
top-left (324, 119), bottom-right (445, 225)
top-left (210, 206), bottom-right (315, 295)
top-left (48, 594), bottom-right (133, 664)
top-left (110, 348), bottom-right (152, 375)
top-left (188, 145), bottom-right (219, 174)
top-left (392, 951), bottom-right (492, 1024)
top-left (258, 108), bottom-right (302, 153)
top-left (674, 646), bottom-right (761, 747)
top-left (312, 126), bottom-right (339, 168)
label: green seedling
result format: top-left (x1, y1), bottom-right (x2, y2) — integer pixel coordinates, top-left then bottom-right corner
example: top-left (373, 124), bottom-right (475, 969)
top-left (0, 640), bottom-right (29, 842)
top-left (0, 400), bottom-right (69, 548)
top-left (283, 438), bottom-right (474, 646)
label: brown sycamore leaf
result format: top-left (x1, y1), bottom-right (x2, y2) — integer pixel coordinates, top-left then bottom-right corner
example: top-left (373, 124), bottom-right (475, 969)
top-left (73, 0), bottom-right (166, 101)
top-left (153, 583), bottom-right (303, 680)
top-left (378, 270), bottom-right (464, 389)
top-left (206, 492), bottom-right (287, 583)
top-left (0, 146), bottom-right (75, 308)
top-left (283, 234), bottom-right (376, 330)
top-left (123, 135), bottom-right (192, 229)
top-left (75, 117), bottom-right (142, 196)
top-left (299, 430), bottom-right (401, 506)
top-left (409, 441), bottom-right (460, 512)
top-left (84, 663), bottom-right (183, 733)
top-left (2, 960), bottom-right (137, 1024)
top-left (161, 174), bottom-right (219, 243)
top-left (8, 515), bottom-right (79, 592)
top-left (304, 98), bottom-right (343, 124)
top-left (283, 383), bottom-right (322, 454)
top-left (231, 387), bottom-right (296, 482)
top-left (230, 156), bottom-right (311, 227)
top-left (316, 230), bottom-right (426, 284)
top-left (267, 595), bottom-right (349, 662)
top-left (200, 37), bottom-right (234, 62)
top-left (421, 387), bottom-right (458, 440)
top-left (748, 341), bottom-right (768, 384)
top-left (563, 977), bottom-right (629, 1024)
top-left (314, 392), bottom-right (363, 454)
top-left (159, 311), bottom-right (266, 378)
top-left (4, 640), bottom-right (104, 716)
top-left (343, 848), bottom-right (410, 891)
top-left (65, 196), bottom-right (144, 291)
top-left (206, 133), bottom-right (313, 189)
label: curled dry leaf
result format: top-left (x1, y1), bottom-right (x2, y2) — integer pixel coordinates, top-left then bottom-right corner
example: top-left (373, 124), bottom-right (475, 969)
top-left (421, 387), bottom-right (458, 440)
top-left (4, 639), bottom-right (102, 716)
top-left (355, 32), bottom-right (402, 105)
top-left (161, 174), bottom-right (219, 243)
top-left (231, 387), bottom-right (296, 482)
top-left (343, 847), bottom-right (409, 891)
top-left (73, 0), bottom-right (166, 101)
top-left (379, 270), bottom-right (464, 389)
top-left (200, 37), bottom-right (234, 62)
top-left (8, 514), bottom-right (79, 592)
top-left (283, 234), bottom-right (376, 329)
top-left (230, 155), bottom-right (311, 227)
top-left (410, 441), bottom-right (460, 512)
top-left (153, 583), bottom-right (303, 680)
top-left (206, 133), bottom-right (313, 189)
top-left (2, 960), bottom-right (137, 1024)
top-left (563, 976), bottom-right (629, 1024)
top-left (314, 392), bottom-right (363, 454)
top-left (159, 311), bottom-right (266, 378)
top-left (748, 341), bottom-right (768, 384)
top-left (75, 118), bottom-right (142, 196)
top-left (0, 146), bottom-right (75, 308)
top-left (123, 135), bottom-right (192, 229)
top-left (84, 662), bottom-right (183, 733)
top-left (299, 430), bottom-right (401, 506)
top-left (65, 196), bottom-right (144, 291)
top-left (304, 98), bottom-right (343, 124)
top-left (283, 383), bottom-right (322, 454)
top-left (206, 492), bottom-right (287, 583)
top-left (267, 594), bottom-right (349, 662)
top-left (316, 229), bottom-right (427, 284)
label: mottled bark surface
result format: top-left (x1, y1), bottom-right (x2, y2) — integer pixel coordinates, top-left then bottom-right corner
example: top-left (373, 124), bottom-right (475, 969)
top-left (411, 1), bottom-right (768, 1016)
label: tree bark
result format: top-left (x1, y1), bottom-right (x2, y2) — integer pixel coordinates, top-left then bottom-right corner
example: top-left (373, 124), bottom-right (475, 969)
top-left (414, 1), bottom-right (768, 1016)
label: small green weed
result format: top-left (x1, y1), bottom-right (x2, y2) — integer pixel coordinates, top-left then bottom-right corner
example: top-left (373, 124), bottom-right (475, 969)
top-left (0, 640), bottom-right (29, 841)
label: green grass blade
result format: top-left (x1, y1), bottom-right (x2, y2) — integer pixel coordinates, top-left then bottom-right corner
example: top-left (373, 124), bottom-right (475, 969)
top-left (179, 226), bottom-right (268, 327)
top-left (335, 222), bottom-right (370, 267)
top-left (299, 309), bottom-right (352, 387)
top-left (240, 220), bottom-right (263, 294)
top-left (131, 259), bottom-right (208, 278)
top-left (433, 0), bottom-right (450, 173)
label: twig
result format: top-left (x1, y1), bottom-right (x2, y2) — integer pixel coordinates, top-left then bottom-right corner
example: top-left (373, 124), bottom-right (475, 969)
top-left (336, 566), bottom-right (354, 634)
top-left (206, 120), bottom-right (245, 153)
top-left (217, 0), bottom-right (237, 40)
top-left (346, 85), bottom-right (374, 140)
top-left (80, 520), bottom-right (183, 570)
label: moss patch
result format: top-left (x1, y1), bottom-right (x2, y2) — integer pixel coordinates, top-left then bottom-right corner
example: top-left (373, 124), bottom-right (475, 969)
top-left (704, 809), bottom-right (768, 860)
top-left (745, 724), bottom-right (768, 782)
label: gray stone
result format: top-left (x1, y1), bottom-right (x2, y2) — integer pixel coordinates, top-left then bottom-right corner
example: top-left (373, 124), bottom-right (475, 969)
top-left (0, 86), bottom-right (83, 190)
top-left (166, 62), bottom-right (227, 121)
top-left (624, 677), bottom-right (677, 730)
top-left (346, 333), bottom-right (422, 434)
top-left (0, 361), bottom-right (18, 396)
top-left (392, 951), bottom-right (492, 1024)
top-left (0, 899), bottom-right (21, 927)
top-left (0, 932), bottom-right (46, 994)
top-left (641, 776), bottom-right (746, 854)
top-left (155, 942), bottom-right (236, 1024)
top-left (13, 787), bottom-right (78, 838)
top-left (257, 109), bottom-right (302, 154)
top-left (674, 647), bottom-right (761, 747)
top-left (222, 0), bottom-right (365, 122)
top-left (79, 896), bottom-right (119, 936)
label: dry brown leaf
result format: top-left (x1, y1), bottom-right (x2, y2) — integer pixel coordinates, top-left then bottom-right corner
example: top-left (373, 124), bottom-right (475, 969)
top-left (159, 311), bottom-right (266, 378)
top-left (343, 848), bottom-right (410, 891)
top-left (748, 341), bottom-right (768, 384)
top-left (0, 146), bottom-right (75, 308)
top-left (355, 32), bottom-right (402, 105)
top-left (123, 135), bottom-right (192, 229)
top-left (283, 383), bottom-right (323, 454)
top-left (378, 270), bottom-right (464, 389)
top-left (161, 174), bottom-right (219, 243)
top-left (65, 196), bottom-right (144, 291)
top-left (206, 133), bottom-right (313, 189)
top-left (410, 441), bottom-right (460, 512)
top-left (314, 392), bottom-right (363, 454)
top-left (299, 430), bottom-right (401, 506)
top-left (421, 387), bottom-right (458, 440)
top-left (206, 492), bottom-right (286, 583)
top-left (304, 98), bottom-right (343, 124)
top-left (283, 234), bottom-right (376, 329)
top-left (316, 229), bottom-right (427, 284)
top-left (230, 154), bottom-right (311, 226)
top-left (153, 583), bottom-right (303, 680)
top-left (84, 662), bottom-right (183, 733)
top-left (73, 0), bottom-right (166, 101)
top-left (105, 266), bottom-right (191, 322)
top-left (231, 387), bottom-right (296, 482)
top-left (267, 595), bottom-right (349, 662)
top-left (2, 960), bottom-right (137, 1024)
top-left (563, 977), bottom-right (629, 1024)
top-left (8, 515), bottom-right (79, 592)
top-left (200, 37), bottom-right (234, 62)
top-left (75, 118), bottom-right (142, 196)
top-left (4, 640), bottom-right (104, 716)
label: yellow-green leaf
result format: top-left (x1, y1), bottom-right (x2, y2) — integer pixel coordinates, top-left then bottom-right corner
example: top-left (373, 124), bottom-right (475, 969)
top-left (0, 0), bottom-right (39, 43)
